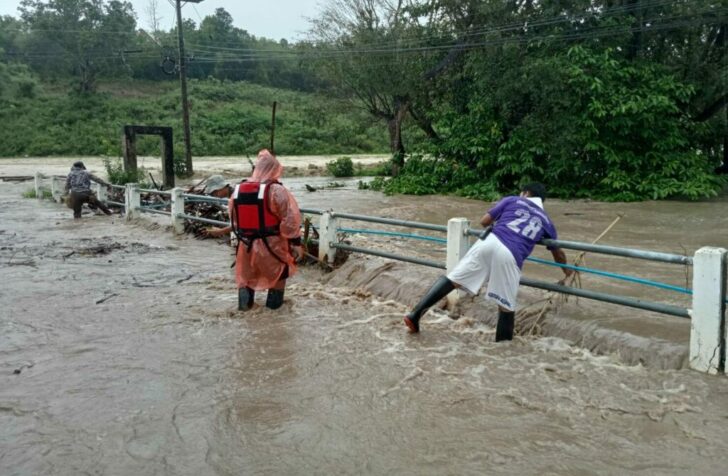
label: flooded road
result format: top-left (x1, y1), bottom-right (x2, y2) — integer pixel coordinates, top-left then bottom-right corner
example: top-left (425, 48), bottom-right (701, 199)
top-left (2, 177), bottom-right (728, 475)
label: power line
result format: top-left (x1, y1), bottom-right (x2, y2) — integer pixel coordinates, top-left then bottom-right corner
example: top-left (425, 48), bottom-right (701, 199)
top-left (183, 5), bottom-right (723, 60)
top-left (0, 0), bottom-right (703, 42)
top-left (4, 14), bottom-right (721, 67)
top-left (185, 0), bottom-right (698, 52)
top-left (184, 12), bottom-right (728, 64)
top-left (3, 8), bottom-right (723, 68)
top-left (181, 15), bottom-right (727, 69)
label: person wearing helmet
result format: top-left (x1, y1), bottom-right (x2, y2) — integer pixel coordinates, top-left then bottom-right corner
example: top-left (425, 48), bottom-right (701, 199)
top-left (64, 161), bottom-right (113, 219)
top-left (205, 150), bottom-right (303, 311)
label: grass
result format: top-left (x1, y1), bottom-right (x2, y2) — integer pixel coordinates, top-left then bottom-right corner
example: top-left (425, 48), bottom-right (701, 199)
top-left (22, 188), bottom-right (53, 199)
top-left (0, 78), bottom-right (389, 158)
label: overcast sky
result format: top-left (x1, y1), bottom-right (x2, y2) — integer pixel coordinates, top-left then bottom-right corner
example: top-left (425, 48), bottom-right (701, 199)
top-left (0, 0), bottom-right (323, 41)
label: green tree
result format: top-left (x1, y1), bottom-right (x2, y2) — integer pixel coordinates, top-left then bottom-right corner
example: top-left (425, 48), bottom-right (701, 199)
top-left (19, 0), bottom-right (137, 92)
top-left (310, 0), bottom-right (437, 165)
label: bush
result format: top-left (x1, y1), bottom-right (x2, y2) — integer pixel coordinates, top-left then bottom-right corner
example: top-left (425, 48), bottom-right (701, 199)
top-left (173, 155), bottom-right (188, 177)
top-left (103, 157), bottom-right (146, 185)
top-left (16, 80), bottom-right (36, 99)
top-left (363, 154), bottom-right (501, 200)
top-left (22, 188), bottom-right (52, 199)
top-left (326, 156), bottom-right (354, 177)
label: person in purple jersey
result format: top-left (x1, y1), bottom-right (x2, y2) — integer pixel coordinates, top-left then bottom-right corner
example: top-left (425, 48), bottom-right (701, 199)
top-left (404, 183), bottom-right (573, 341)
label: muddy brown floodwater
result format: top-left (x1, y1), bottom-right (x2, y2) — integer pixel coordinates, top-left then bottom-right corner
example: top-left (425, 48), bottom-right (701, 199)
top-left (2, 175), bottom-right (728, 475)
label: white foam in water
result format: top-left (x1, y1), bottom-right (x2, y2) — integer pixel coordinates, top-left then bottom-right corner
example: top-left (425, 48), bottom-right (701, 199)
top-left (336, 312), bottom-right (399, 329)
top-left (531, 336), bottom-right (574, 353)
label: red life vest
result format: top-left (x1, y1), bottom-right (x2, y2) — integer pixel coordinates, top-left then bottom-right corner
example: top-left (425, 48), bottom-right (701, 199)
top-left (231, 180), bottom-right (281, 240)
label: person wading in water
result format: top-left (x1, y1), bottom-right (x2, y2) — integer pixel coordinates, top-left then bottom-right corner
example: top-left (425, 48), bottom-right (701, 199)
top-left (404, 183), bottom-right (573, 341)
top-left (205, 150), bottom-right (303, 310)
top-left (64, 161), bottom-right (113, 219)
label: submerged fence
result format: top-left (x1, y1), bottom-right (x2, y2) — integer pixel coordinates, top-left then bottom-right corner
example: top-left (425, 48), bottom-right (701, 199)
top-left (36, 174), bottom-right (727, 375)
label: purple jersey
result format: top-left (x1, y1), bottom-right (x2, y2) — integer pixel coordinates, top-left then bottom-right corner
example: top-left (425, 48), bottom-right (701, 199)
top-left (488, 196), bottom-right (558, 268)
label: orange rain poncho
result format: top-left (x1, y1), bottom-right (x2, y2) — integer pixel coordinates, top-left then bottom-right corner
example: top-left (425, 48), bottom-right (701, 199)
top-left (229, 150), bottom-right (302, 291)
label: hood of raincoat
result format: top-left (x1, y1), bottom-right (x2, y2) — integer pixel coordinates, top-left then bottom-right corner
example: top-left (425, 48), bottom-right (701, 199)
top-left (249, 149), bottom-right (283, 182)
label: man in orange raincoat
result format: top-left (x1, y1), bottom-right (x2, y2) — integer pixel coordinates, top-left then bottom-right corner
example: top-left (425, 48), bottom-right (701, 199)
top-left (206, 150), bottom-right (303, 310)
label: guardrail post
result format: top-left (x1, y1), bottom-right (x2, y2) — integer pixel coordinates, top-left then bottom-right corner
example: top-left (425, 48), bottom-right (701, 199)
top-left (319, 211), bottom-right (338, 264)
top-left (91, 182), bottom-right (101, 203)
top-left (171, 188), bottom-right (185, 234)
top-left (34, 172), bottom-right (43, 199)
top-left (95, 182), bottom-right (108, 204)
top-left (446, 217), bottom-right (471, 307)
top-left (689, 247), bottom-right (727, 374)
top-left (51, 176), bottom-right (63, 203)
top-left (125, 183), bottom-right (140, 220)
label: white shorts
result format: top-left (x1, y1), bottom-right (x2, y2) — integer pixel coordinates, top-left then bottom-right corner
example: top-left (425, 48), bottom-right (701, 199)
top-left (447, 234), bottom-right (521, 311)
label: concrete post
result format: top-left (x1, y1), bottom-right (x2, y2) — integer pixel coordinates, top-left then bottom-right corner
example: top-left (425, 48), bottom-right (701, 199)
top-left (51, 177), bottom-right (63, 203)
top-left (446, 218), bottom-right (471, 307)
top-left (34, 172), bottom-right (43, 199)
top-left (91, 182), bottom-right (101, 200)
top-left (447, 218), bottom-right (471, 273)
top-left (95, 182), bottom-right (108, 204)
top-left (170, 187), bottom-right (185, 234)
top-left (125, 183), bottom-right (141, 221)
top-left (689, 247), bottom-right (727, 374)
top-left (319, 211), bottom-right (338, 264)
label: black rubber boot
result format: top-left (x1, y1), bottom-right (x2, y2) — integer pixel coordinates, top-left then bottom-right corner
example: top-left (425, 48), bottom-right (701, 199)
top-left (266, 289), bottom-right (285, 309)
top-left (495, 310), bottom-right (515, 342)
top-left (404, 276), bottom-right (455, 333)
top-left (238, 287), bottom-right (255, 311)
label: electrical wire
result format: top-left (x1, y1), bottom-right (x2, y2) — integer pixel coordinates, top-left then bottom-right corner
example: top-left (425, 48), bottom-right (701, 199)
top-left (2, 6), bottom-right (722, 68)
top-left (187, 0), bottom-right (710, 53)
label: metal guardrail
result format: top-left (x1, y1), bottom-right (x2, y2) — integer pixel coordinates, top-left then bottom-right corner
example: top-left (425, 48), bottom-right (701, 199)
top-left (108, 184), bottom-right (125, 190)
top-left (177, 213), bottom-right (227, 227)
top-left (139, 189), bottom-right (172, 196)
top-left (140, 208), bottom-right (171, 216)
top-left (333, 242), bottom-right (691, 318)
top-left (541, 239), bottom-right (692, 265)
top-left (465, 228), bottom-right (692, 265)
top-left (332, 243), bottom-right (445, 269)
top-left (301, 208), bottom-right (324, 215)
top-left (323, 213), bottom-right (694, 321)
top-left (520, 278), bottom-right (691, 318)
top-left (182, 193), bottom-right (228, 205)
top-left (101, 184), bottom-right (696, 317)
top-left (333, 212), bottom-right (448, 233)
top-left (338, 227), bottom-right (447, 244)
top-left (107, 200), bottom-right (125, 207)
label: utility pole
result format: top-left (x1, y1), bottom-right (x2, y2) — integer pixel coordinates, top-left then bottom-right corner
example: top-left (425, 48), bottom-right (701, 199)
top-left (175, 0), bottom-right (203, 176)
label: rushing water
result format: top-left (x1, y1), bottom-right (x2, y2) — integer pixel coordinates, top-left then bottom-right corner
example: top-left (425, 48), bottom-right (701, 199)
top-left (2, 178), bottom-right (728, 475)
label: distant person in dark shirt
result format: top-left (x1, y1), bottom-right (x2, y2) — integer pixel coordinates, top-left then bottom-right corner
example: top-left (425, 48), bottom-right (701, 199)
top-left (404, 183), bottom-right (573, 341)
top-left (65, 161), bottom-right (112, 219)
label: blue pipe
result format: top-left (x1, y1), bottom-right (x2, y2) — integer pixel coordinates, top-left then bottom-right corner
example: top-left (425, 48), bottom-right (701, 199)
top-left (338, 226), bottom-right (704, 300)
top-left (525, 256), bottom-right (692, 296)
